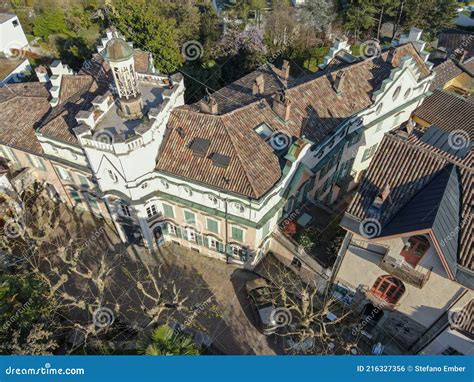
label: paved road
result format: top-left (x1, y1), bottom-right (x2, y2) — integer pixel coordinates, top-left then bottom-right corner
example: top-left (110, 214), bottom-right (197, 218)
top-left (139, 244), bottom-right (283, 355)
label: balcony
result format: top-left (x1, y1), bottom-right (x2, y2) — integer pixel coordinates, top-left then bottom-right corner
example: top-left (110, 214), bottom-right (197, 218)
top-left (379, 254), bottom-right (432, 288)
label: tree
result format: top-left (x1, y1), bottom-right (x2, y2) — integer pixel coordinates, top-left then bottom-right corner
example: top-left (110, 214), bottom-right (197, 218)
top-left (256, 257), bottom-right (363, 354)
top-left (400, 0), bottom-right (457, 34)
top-left (300, 0), bottom-right (336, 34)
top-left (140, 325), bottom-right (200, 355)
top-left (343, 0), bottom-right (377, 42)
top-left (0, 181), bottom-right (192, 354)
top-left (109, 0), bottom-right (182, 73)
top-left (33, 10), bottom-right (70, 39)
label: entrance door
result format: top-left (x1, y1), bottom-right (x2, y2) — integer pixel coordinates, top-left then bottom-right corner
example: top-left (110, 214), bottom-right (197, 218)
top-left (153, 225), bottom-right (164, 246)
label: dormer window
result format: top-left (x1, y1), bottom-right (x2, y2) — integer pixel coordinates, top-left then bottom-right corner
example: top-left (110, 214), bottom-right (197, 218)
top-left (232, 202), bottom-right (245, 213)
top-left (400, 236), bottom-right (430, 267)
top-left (160, 179), bottom-right (169, 189)
top-left (207, 194), bottom-right (218, 205)
top-left (370, 275), bottom-right (405, 305)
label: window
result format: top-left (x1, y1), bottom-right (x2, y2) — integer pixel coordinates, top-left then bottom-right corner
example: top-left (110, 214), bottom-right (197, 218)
top-left (392, 86), bottom-right (401, 100)
top-left (146, 204), bottom-right (158, 218)
top-left (108, 170), bottom-right (118, 183)
top-left (231, 245), bottom-right (247, 260)
top-left (69, 190), bottom-right (82, 204)
top-left (404, 88), bottom-right (412, 100)
top-left (87, 194), bottom-right (99, 209)
top-left (208, 237), bottom-right (219, 250)
top-left (119, 204), bottom-right (131, 217)
top-left (231, 226), bottom-right (244, 242)
top-left (186, 228), bottom-right (196, 242)
top-left (370, 275), bottom-right (405, 304)
top-left (12, 19), bottom-right (19, 27)
top-left (254, 123), bottom-right (273, 139)
top-left (27, 154), bottom-right (46, 171)
top-left (167, 223), bottom-right (177, 236)
top-left (160, 179), bottom-right (169, 189)
top-left (0, 146), bottom-right (17, 163)
top-left (184, 210), bottom-right (196, 225)
top-left (141, 183), bottom-right (148, 189)
top-left (291, 257), bottom-right (302, 269)
top-left (57, 167), bottom-right (72, 181)
top-left (400, 236), bottom-right (430, 267)
top-left (162, 203), bottom-right (174, 218)
top-left (376, 103), bottom-right (383, 114)
top-left (361, 144), bottom-right (378, 162)
top-left (78, 175), bottom-right (89, 187)
top-left (183, 186), bottom-right (192, 196)
top-left (206, 218), bottom-right (219, 234)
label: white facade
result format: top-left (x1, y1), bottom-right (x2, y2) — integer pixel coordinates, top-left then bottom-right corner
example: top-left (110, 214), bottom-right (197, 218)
top-left (0, 14), bottom-right (28, 55)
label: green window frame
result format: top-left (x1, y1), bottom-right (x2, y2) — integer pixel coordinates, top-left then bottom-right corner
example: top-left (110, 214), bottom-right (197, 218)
top-left (184, 210), bottom-right (196, 225)
top-left (87, 194), bottom-right (99, 209)
top-left (78, 175), bottom-right (89, 187)
top-left (162, 203), bottom-right (175, 218)
top-left (206, 218), bottom-right (219, 233)
top-left (70, 190), bottom-right (82, 203)
top-left (362, 144), bottom-right (378, 162)
top-left (231, 226), bottom-right (244, 242)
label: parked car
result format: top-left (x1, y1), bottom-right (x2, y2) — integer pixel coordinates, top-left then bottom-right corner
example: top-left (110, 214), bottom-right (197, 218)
top-left (245, 278), bottom-right (278, 335)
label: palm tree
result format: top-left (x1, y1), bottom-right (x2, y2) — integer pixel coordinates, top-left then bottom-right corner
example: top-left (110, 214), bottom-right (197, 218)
top-left (140, 325), bottom-right (200, 355)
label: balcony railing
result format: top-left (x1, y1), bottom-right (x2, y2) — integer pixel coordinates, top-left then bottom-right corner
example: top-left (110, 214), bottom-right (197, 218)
top-left (379, 255), bottom-right (432, 288)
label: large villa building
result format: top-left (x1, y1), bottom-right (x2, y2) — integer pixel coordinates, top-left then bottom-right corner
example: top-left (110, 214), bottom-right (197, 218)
top-left (0, 27), bottom-right (437, 269)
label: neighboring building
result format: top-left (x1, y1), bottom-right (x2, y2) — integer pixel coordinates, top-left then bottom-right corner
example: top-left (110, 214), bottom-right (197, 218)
top-left (0, 27), bottom-right (435, 269)
top-left (330, 124), bottom-right (473, 354)
top-left (0, 13), bottom-right (31, 86)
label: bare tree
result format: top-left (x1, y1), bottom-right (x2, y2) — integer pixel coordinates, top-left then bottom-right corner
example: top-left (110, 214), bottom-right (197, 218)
top-left (1, 182), bottom-right (191, 354)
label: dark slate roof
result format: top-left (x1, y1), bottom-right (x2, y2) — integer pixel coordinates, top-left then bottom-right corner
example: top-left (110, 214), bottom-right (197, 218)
top-left (342, 128), bottom-right (473, 285)
top-left (437, 28), bottom-right (474, 57)
top-left (421, 126), bottom-right (472, 158)
top-left (381, 164), bottom-right (460, 278)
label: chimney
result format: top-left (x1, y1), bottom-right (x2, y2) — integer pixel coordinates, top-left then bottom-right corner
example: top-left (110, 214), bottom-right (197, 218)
top-left (333, 71), bottom-right (346, 95)
top-left (453, 48), bottom-right (467, 63)
top-left (272, 92), bottom-right (291, 122)
top-left (281, 60), bottom-right (290, 80)
top-left (35, 65), bottom-right (49, 83)
top-left (252, 75), bottom-right (265, 95)
top-left (199, 92), bottom-right (218, 115)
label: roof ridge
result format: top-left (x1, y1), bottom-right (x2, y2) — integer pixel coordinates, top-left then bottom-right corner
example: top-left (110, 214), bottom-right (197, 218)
top-left (220, 118), bottom-right (261, 198)
top-left (386, 132), bottom-right (472, 172)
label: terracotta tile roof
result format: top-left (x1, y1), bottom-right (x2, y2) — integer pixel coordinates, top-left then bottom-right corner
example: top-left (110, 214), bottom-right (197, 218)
top-left (38, 74), bottom-right (108, 145)
top-left (345, 130), bottom-right (472, 272)
top-left (430, 58), bottom-right (474, 91)
top-left (133, 50), bottom-right (152, 74)
top-left (0, 83), bottom-right (50, 155)
top-left (157, 43), bottom-right (431, 198)
top-left (413, 90), bottom-right (474, 139)
top-left (156, 102), bottom-right (285, 198)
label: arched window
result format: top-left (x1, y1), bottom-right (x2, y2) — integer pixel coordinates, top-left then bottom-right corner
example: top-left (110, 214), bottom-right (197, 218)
top-left (370, 275), bottom-right (405, 304)
top-left (400, 236), bottom-right (430, 267)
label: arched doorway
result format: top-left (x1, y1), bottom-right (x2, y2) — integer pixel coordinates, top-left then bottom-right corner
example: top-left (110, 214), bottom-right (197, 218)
top-left (370, 275), bottom-right (406, 305)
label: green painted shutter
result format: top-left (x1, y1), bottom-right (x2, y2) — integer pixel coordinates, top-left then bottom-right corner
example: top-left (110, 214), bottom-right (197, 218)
top-left (162, 224), bottom-right (169, 235)
top-left (175, 226), bottom-right (182, 239)
top-left (162, 203), bottom-right (175, 218)
top-left (231, 227), bottom-right (243, 242)
top-left (196, 234), bottom-right (204, 246)
top-left (207, 219), bottom-right (219, 233)
top-left (217, 242), bottom-right (225, 253)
